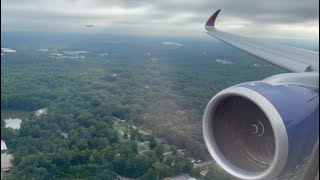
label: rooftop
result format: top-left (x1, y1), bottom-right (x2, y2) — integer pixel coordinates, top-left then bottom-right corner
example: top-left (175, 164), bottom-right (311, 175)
top-left (1, 140), bottom-right (7, 151)
top-left (34, 108), bottom-right (48, 117)
top-left (4, 118), bottom-right (22, 130)
top-left (167, 174), bottom-right (197, 180)
top-left (1, 153), bottom-right (13, 169)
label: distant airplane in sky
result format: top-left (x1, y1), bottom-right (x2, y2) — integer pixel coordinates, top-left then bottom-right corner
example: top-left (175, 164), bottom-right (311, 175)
top-left (202, 9), bottom-right (319, 180)
top-left (86, 24), bottom-right (93, 28)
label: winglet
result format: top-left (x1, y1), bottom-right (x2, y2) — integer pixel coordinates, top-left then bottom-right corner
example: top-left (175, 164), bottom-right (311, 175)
top-left (205, 9), bottom-right (221, 30)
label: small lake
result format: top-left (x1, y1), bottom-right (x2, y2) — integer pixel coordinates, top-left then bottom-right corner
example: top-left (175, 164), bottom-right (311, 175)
top-left (1, 109), bottom-right (31, 130)
top-left (4, 118), bottom-right (22, 130)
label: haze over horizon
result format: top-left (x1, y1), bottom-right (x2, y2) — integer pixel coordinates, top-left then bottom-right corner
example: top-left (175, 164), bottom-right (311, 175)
top-left (1, 0), bottom-right (319, 40)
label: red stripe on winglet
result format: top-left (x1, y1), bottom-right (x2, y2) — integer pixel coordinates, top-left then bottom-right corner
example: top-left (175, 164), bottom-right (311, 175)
top-left (209, 9), bottom-right (221, 26)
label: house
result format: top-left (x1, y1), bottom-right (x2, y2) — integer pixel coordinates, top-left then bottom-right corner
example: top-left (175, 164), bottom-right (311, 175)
top-left (34, 108), bottom-right (48, 117)
top-left (61, 132), bottom-right (68, 139)
top-left (200, 170), bottom-right (208, 176)
top-left (165, 174), bottom-right (197, 180)
top-left (112, 116), bottom-right (125, 123)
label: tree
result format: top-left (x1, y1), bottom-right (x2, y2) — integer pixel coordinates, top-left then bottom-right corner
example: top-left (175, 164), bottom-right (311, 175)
top-left (149, 136), bottom-right (156, 150)
top-left (205, 164), bottom-right (233, 180)
top-left (154, 144), bottom-right (164, 161)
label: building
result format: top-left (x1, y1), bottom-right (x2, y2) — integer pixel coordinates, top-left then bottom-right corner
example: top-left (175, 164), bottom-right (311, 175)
top-left (112, 116), bottom-right (125, 123)
top-left (1, 140), bottom-right (7, 154)
top-left (177, 149), bottom-right (185, 157)
top-left (61, 132), bottom-right (68, 139)
top-left (165, 174), bottom-right (197, 180)
top-left (1, 153), bottom-right (13, 175)
top-left (34, 108), bottom-right (48, 117)
top-left (1, 140), bottom-right (13, 177)
top-left (200, 170), bottom-right (208, 176)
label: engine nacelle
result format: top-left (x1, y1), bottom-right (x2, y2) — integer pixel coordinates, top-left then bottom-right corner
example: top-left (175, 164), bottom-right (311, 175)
top-left (203, 82), bottom-right (319, 180)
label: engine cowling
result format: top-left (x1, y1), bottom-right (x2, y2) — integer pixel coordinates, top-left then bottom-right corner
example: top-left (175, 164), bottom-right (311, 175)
top-left (203, 81), bottom-right (319, 180)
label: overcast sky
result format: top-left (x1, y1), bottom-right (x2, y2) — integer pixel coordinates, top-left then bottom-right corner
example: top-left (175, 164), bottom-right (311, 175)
top-left (1, 0), bottom-right (319, 40)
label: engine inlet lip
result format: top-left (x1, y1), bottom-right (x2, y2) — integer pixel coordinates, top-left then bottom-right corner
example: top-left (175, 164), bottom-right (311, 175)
top-left (203, 86), bottom-right (289, 180)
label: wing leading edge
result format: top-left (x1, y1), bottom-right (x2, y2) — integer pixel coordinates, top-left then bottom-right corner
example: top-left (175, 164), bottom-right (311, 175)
top-left (205, 10), bottom-right (319, 73)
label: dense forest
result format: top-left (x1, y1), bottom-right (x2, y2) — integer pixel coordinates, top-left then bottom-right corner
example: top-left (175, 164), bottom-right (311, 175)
top-left (1, 32), bottom-right (287, 179)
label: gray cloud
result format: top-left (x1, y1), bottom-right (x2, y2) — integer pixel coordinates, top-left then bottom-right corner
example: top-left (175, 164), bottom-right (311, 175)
top-left (1, 0), bottom-right (319, 39)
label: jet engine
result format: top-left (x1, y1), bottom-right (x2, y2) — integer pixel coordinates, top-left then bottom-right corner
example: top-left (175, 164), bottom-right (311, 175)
top-left (203, 81), bottom-right (319, 180)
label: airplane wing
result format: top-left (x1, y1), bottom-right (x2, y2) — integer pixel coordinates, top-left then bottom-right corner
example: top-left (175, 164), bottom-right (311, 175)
top-left (203, 10), bottom-right (319, 180)
top-left (205, 10), bottom-right (319, 73)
